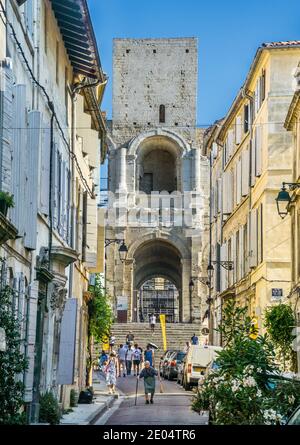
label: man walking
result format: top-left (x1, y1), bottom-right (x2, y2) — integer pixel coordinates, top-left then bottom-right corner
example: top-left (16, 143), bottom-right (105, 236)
top-left (117, 344), bottom-right (127, 377)
top-left (126, 331), bottom-right (135, 346)
top-left (125, 343), bottom-right (134, 376)
top-left (138, 361), bottom-right (158, 404)
top-left (149, 313), bottom-right (156, 334)
top-left (191, 333), bottom-right (199, 345)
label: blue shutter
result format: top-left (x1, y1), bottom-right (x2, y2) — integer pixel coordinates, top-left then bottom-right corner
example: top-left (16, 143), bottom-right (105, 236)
top-left (57, 298), bottom-right (77, 385)
top-left (11, 84), bottom-right (27, 234)
top-left (24, 111), bottom-right (41, 250)
top-left (0, 63), bottom-right (14, 193)
top-left (40, 119), bottom-right (50, 216)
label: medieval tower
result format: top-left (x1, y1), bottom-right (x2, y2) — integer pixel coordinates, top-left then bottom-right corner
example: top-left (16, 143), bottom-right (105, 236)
top-left (106, 38), bottom-right (209, 333)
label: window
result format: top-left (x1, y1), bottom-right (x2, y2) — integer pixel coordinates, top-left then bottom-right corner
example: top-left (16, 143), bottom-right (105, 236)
top-left (244, 104), bottom-right (249, 133)
top-left (243, 223), bottom-right (248, 274)
top-left (257, 204), bottom-right (263, 264)
top-left (82, 191), bottom-right (88, 262)
top-left (159, 105), bottom-right (165, 123)
top-left (236, 231), bottom-right (240, 281)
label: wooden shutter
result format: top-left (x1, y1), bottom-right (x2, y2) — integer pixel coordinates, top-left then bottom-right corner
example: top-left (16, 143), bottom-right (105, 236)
top-left (239, 226), bottom-right (244, 279)
top-left (242, 148), bottom-right (249, 196)
top-left (82, 191), bottom-right (88, 262)
top-left (250, 136), bottom-right (256, 187)
top-left (236, 157), bottom-right (242, 204)
top-left (227, 170), bottom-right (233, 214)
top-left (235, 115), bottom-right (242, 145)
top-left (0, 64), bottom-right (13, 193)
top-left (222, 171), bottom-right (228, 215)
top-left (220, 241), bottom-right (228, 292)
top-left (217, 178), bottom-right (222, 213)
top-left (24, 111), bottom-right (41, 250)
top-left (249, 209), bottom-right (258, 268)
top-left (40, 119), bottom-right (50, 216)
top-left (231, 234), bottom-right (236, 284)
top-left (255, 125), bottom-right (262, 177)
top-left (11, 84), bottom-right (27, 234)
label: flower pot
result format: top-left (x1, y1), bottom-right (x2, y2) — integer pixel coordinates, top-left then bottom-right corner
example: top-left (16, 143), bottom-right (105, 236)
top-left (0, 199), bottom-right (8, 217)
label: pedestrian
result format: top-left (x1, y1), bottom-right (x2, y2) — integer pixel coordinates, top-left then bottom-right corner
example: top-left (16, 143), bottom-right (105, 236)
top-left (133, 344), bottom-right (142, 376)
top-left (144, 344), bottom-right (154, 367)
top-left (99, 350), bottom-right (109, 369)
top-left (109, 334), bottom-right (116, 352)
top-left (117, 344), bottom-right (127, 377)
top-left (191, 333), bottom-right (199, 345)
top-left (183, 341), bottom-right (190, 353)
top-left (126, 331), bottom-right (135, 346)
top-left (138, 361), bottom-right (158, 404)
top-left (125, 343), bottom-right (134, 375)
top-left (149, 313), bottom-right (156, 334)
top-left (104, 352), bottom-right (118, 394)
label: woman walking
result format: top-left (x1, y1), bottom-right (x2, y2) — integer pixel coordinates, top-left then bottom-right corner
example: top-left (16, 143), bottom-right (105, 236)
top-left (144, 344), bottom-right (154, 367)
top-left (104, 352), bottom-right (118, 394)
top-left (138, 361), bottom-right (158, 404)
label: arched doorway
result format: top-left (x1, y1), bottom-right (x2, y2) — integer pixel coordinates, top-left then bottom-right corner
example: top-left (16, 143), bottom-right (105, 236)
top-left (138, 277), bottom-right (180, 323)
top-left (136, 135), bottom-right (182, 194)
top-left (132, 239), bottom-right (183, 322)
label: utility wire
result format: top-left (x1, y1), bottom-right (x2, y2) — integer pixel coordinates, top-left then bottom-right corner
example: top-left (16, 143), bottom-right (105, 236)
top-left (0, 2), bottom-right (95, 198)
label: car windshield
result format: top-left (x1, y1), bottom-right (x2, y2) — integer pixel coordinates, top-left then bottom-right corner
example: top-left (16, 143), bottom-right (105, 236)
top-left (288, 407), bottom-right (300, 425)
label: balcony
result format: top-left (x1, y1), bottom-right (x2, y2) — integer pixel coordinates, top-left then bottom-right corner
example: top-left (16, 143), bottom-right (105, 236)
top-left (0, 212), bottom-right (18, 245)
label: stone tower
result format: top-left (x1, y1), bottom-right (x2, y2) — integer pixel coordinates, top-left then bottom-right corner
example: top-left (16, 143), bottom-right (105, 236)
top-left (106, 38), bottom-right (209, 326)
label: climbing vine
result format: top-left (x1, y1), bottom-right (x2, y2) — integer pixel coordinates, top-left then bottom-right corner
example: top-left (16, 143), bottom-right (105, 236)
top-left (264, 304), bottom-right (297, 371)
top-left (0, 285), bottom-right (28, 424)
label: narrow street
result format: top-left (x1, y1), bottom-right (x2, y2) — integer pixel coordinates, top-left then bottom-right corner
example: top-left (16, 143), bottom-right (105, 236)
top-left (95, 374), bottom-right (208, 425)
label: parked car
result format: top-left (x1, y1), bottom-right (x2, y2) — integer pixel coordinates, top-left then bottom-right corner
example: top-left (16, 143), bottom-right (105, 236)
top-left (177, 355), bottom-right (186, 385)
top-left (198, 359), bottom-right (220, 389)
top-left (158, 350), bottom-right (176, 377)
top-left (182, 345), bottom-right (223, 390)
top-left (287, 405), bottom-right (300, 425)
top-left (164, 351), bottom-right (186, 380)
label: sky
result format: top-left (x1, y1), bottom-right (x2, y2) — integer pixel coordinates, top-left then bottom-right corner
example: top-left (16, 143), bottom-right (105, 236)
top-left (87, 0), bottom-right (300, 182)
top-left (88, 0), bottom-right (299, 126)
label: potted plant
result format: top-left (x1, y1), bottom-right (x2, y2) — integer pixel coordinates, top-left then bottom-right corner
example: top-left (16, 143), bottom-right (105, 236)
top-left (0, 191), bottom-right (15, 217)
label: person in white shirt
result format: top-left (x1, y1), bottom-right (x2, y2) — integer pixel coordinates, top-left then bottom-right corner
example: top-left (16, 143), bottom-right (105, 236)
top-left (149, 313), bottom-right (156, 333)
top-left (125, 345), bottom-right (135, 375)
top-left (117, 344), bottom-right (127, 377)
top-left (132, 344), bottom-right (143, 376)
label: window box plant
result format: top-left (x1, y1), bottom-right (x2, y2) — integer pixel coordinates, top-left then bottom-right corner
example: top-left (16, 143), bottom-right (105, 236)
top-left (0, 191), bottom-right (14, 217)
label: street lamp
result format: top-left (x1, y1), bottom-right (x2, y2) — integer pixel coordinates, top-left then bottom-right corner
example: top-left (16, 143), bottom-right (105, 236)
top-left (275, 182), bottom-right (300, 219)
top-left (207, 261), bottom-right (234, 271)
top-left (105, 239), bottom-right (128, 263)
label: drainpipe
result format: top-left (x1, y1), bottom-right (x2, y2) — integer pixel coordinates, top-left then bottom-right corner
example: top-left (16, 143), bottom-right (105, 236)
top-left (241, 87), bottom-right (254, 290)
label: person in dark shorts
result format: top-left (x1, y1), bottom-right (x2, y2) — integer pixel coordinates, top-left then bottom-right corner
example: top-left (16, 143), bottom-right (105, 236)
top-left (133, 344), bottom-right (142, 376)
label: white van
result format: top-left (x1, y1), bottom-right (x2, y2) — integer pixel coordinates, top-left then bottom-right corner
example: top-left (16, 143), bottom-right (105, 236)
top-left (182, 345), bottom-right (223, 390)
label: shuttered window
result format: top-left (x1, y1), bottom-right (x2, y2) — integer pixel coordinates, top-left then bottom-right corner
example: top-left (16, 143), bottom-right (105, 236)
top-left (241, 148), bottom-right (249, 197)
top-left (250, 137), bottom-right (256, 187)
top-left (82, 191), bottom-right (88, 262)
top-left (255, 124), bottom-right (262, 177)
top-left (235, 115), bottom-right (242, 145)
top-left (257, 203), bottom-right (263, 264)
top-left (244, 104), bottom-right (249, 133)
top-left (249, 209), bottom-right (258, 268)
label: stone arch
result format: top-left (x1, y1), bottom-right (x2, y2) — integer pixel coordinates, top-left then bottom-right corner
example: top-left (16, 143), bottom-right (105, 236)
top-left (128, 128), bottom-right (191, 157)
top-left (127, 231), bottom-right (191, 262)
top-left (132, 238), bottom-right (184, 322)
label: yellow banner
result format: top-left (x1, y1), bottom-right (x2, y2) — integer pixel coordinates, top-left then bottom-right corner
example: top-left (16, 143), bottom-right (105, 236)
top-left (160, 314), bottom-right (167, 351)
top-left (249, 317), bottom-right (259, 340)
top-left (102, 335), bottom-right (109, 352)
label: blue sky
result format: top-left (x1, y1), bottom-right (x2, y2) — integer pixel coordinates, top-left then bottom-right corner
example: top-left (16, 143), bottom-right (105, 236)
top-left (88, 0), bottom-right (299, 126)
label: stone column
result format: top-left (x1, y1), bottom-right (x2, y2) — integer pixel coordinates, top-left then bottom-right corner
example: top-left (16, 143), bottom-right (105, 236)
top-left (193, 148), bottom-right (201, 191)
top-left (118, 147), bottom-right (127, 192)
top-left (181, 258), bottom-right (192, 322)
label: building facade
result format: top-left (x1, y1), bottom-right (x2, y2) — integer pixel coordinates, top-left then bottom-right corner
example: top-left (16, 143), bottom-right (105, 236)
top-left (204, 42), bottom-right (300, 345)
top-left (284, 61), bottom-right (300, 369)
top-left (0, 0), bottom-right (107, 421)
top-left (106, 38), bottom-right (209, 327)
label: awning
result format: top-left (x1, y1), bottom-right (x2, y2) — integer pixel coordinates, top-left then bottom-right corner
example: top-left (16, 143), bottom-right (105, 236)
top-left (50, 0), bottom-right (104, 80)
